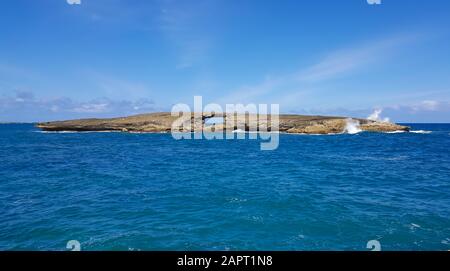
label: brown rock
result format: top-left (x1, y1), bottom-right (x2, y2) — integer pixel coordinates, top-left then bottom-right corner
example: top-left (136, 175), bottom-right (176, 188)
top-left (36, 112), bottom-right (410, 134)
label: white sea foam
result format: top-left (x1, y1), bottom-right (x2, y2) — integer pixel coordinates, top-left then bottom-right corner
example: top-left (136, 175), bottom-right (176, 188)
top-left (410, 130), bottom-right (432, 134)
top-left (385, 130), bottom-right (407, 134)
top-left (344, 118), bottom-right (362, 134)
top-left (385, 130), bottom-right (432, 134)
top-left (409, 223), bottom-right (422, 231)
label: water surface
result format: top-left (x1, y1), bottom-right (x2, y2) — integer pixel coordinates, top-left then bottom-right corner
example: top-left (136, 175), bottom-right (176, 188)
top-left (0, 124), bottom-right (449, 250)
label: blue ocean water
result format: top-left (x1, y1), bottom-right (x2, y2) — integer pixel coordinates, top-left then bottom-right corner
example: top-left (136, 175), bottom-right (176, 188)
top-left (0, 124), bottom-right (449, 251)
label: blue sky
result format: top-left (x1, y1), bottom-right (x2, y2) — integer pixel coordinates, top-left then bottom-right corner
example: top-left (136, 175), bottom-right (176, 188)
top-left (1, 0), bottom-right (450, 122)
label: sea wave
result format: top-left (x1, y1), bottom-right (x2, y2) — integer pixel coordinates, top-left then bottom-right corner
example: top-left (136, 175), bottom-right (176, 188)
top-left (385, 130), bottom-right (432, 134)
top-left (385, 130), bottom-right (407, 134)
top-left (344, 118), bottom-right (362, 134)
top-left (410, 130), bottom-right (432, 134)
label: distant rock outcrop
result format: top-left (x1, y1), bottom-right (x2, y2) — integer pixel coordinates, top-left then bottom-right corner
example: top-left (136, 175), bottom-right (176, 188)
top-left (36, 112), bottom-right (409, 134)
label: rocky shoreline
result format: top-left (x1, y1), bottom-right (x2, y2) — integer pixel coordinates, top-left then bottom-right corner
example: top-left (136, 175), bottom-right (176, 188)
top-left (36, 112), bottom-right (410, 134)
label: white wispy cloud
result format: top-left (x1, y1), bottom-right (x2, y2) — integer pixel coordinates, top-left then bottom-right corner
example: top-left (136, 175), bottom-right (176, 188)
top-left (416, 100), bottom-right (440, 111)
top-left (220, 33), bottom-right (419, 105)
top-left (158, 0), bottom-right (217, 69)
top-left (0, 91), bottom-right (157, 121)
top-left (294, 37), bottom-right (402, 82)
top-left (80, 71), bottom-right (153, 101)
top-left (72, 102), bottom-right (109, 113)
top-left (219, 76), bottom-right (285, 104)
top-left (70, 98), bottom-right (156, 114)
top-left (0, 63), bottom-right (157, 119)
top-left (383, 101), bottom-right (450, 122)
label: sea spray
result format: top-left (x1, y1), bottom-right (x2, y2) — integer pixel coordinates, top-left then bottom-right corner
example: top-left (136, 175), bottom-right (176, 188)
top-left (368, 109), bottom-right (390, 123)
top-left (344, 118), bottom-right (362, 134)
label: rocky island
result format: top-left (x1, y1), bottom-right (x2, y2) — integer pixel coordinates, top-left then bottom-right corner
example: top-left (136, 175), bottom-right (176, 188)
top-left (36, 112), bottom-right (409, 134)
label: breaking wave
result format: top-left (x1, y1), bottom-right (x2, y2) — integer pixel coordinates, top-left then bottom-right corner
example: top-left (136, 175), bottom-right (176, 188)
top-left (410, 130), bottom-right (432, 134)
top-left (344, 118), bottom-right (362, 134)
top-left (385, 130), bottom-right (406, 134)
top-left (385, 130), bottom-right (432, 134)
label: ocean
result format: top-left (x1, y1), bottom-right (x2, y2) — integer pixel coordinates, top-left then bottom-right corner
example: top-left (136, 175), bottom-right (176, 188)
top-left (0, 123), bottom-right (449, 250)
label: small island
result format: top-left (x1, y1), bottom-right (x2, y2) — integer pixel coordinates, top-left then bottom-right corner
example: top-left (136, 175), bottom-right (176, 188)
top-left (36, 112), bottom-right (409, 134)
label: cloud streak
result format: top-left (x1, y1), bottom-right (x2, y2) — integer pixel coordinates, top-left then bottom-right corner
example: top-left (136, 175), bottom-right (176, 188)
top-left (157, 0), bottom-right (217, 69)
top-left (220, 33), bottom-right (419, 105)
top-left (0, 91), bottom-right (157, 122)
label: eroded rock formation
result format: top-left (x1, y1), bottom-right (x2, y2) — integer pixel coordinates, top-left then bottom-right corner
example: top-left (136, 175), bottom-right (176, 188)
top-left (36, 112), bottom-right (409, 134)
